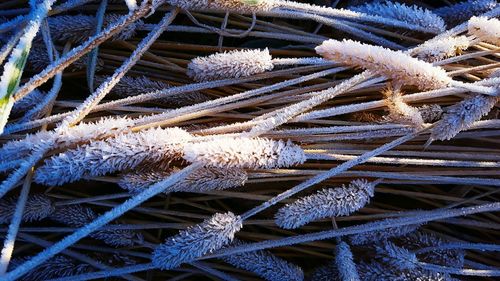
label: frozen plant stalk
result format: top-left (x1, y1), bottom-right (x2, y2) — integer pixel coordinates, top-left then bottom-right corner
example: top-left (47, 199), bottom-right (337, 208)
top-left (165, 0), bottom-right (277, 13)
top-left (152, 212), bottom-right (242, 270)
top-left (315, 39), bottom-right (452, 90)
top-left (183, 137), bottom-right (306, 169)
top-left (468, 16), bottom-right (500, 45)
top-left (275, 179), bottom-right (376, 229)
top-left (348, 222), bottom-right (420, 245)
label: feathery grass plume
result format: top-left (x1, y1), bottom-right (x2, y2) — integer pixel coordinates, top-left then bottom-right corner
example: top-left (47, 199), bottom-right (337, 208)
top-left (315, 39), bottom-right (452, 91)
top-left (27, 45), bottom-right (99, 72)
top-left (382, 88), bottom-right (424, 128)
top-left (9, 255), bottom-right (94, 281)
top-left (11, 89), bottom-right (44, 115)
top-left (152, 212), bottom-right (242, 270)
top-left (95, 75), bottom-right (209, 106)
top-left (119, 166), bottom-right (248, 193)
top-left (468, 16), bottom-right (500, 45)
top-left (418, 104), bottom-right (443, 123)
top-left (187, 49), bottom-right (274, 82)
top-left (34, 127), bottom-right (192, 186)
top-left (166, 0), bottom-right (277, 13)
top-left (358, 260), bottom-right (450, 281)
top-left (411, 36), bottom-right (470, 63)
top-left (275, 179), bottom-right (376, 229)
top-left (221, 239), bottom-right (304, 281)
top-left (429, 94), bottom-right (498, 142)
top-left (375, 241), bottom-right (417, 270)
top-left (49, 204), bottom-right (143, 247)
top-left (397, 232), bottom-right (464, 268)
top-left (350, 1), bottom-right (445, 33)
top-left (0, 194), bottom-right (54, 224)
top-left (310, 261), bottom-right (339, 281)
top-left (47, 14), bottom-right (143, 44)
top-left (184, 137), bottom-right (305, 169)
top-left (334, 241), bottom-right (360, 281)
top-left (348, 222), bottom-right (420, 245)
top-left (435, 0), bottom-right (497, 27)
top-left (0, 115), bottom-right (134, 164)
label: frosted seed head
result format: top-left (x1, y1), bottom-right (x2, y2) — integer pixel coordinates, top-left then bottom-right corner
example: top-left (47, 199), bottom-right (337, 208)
top-left (334, 241), bottom-right (360, 281)
top-left (316, 39), bottom-right (452, 90)
top-left (375, 241), bottom-right (418, 270)
top-left (166, 0), bottom-right (277, 13)
top-left (152, 212), bottom-right (242, 270)
top-left (275, 179), bottom-right (377, 229)
top-left (412, 36), bottom-right (470, 62)
top-left (348, 223), bottom-right (421, 245)
top-left (468, 16), bottom-right (500, 45)
top-left (382, 88), bottom-right (424, 128)
top-left (11, 89), bottom-right (44, 115)
top-left (0, 194), bottom-right (54, 224)
top-left (183, 137), bottom-right (306, 169)
top-left (187, 48), bottom-right (274, 81)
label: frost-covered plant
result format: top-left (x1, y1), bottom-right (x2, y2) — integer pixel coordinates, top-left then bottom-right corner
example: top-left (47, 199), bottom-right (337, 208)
top-left (119, 166), bottom-right (248, 193)
top-left (350, 1), bottom-right (446, 33)
top-left (375, 241), bottom-right (417, 270)
top-left (310, 261), bottom-right (339, 281)
top-left (315, 39), bottom-right (452, 90)
top-left (418, 104), bottom-right (443, 123)
top-left (9, 255), bottom-right (94, 281)
top-left (95, 75), bottom-right (209, 106)
top-left (152, 212), bottom-right (242, 270)
top-left (27, 45), bottom-right (98, 72)
top-left (348, 223), bottom-right (420, 245)
top-left (183, 137), bottom-right (306, 169)
top-left (468, 16), bottom-right (500, 45)
top-left (49, 204), bottom-right (143, 247)
top-left (358, 260), bottom-right (450, 281)
top-left (275, 179), bottom-right (376, 229)
top-left (411, 36), bottom-right (470, 62)
top-left (221, 239), bottom-right (304, 281)
top-left (47, 14), bottom-right (143, 44)
top-left (34, 127), bottom-right (192, 186)
top-left (435, 0), bottom-right (497, 26)
top-left (382, 88), bottom-right (424, 128)
top-left (429, 94), bottom-right (498, 142)
top-left (11, 89), bottom-right (44, 115)
top-left (0, 194), bottom-right (54, 224)
top-left (334, 241), bottom-right (360, 281)
top-left (165, 0), bottom-right (277, 13)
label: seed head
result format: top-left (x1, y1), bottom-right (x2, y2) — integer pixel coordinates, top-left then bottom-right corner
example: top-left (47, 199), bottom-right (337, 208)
top-left (310, 261), bottom-right (339, 281)
top-left (375, 241), bottom-right (418, 270)
top-left (334, 241), bottom-right (360, 281)
top-left (275, 179), bottom-right (376, 229)
top-left (11, 89), bottom-right (44, 115)
top-left (183, 137), bottom-right (306, 169)
top-left (0, 194), bottom-right (54, 224)
top-left (382, 88), bottom-right (424, 128)
top-left (187, 49), bottom-right (274, 81)
top-left (468, 16), bottom-right (500, 45)
top-left (316, 39), bottom-right (452, 90)
top-left (166, 0), bottom-right (277, 13)
top-left (152, 212), bottom-right (242, 270)
top-left (411, 36), bottom-right (470, 62)
top-left (348, 223), bottom-right (420, 245)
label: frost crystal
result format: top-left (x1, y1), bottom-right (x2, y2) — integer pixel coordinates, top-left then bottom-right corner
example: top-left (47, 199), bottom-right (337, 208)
top-left (49, 205), bottom-right (143, 247)
top-left (152, 212), bottom-right (242, 270)
top-left (165, 0), bottom-right (277, 13)
top-left (184, 137), bottom-right (305, 169)
top-left (351, 1), bottom-right (445, 33)
top-left (275, 179), bottom-right (376, 229)
top-left (430, 94), bottom-right (498, 141)
top-left (316, 39), bottom-right (452, 90)
top-left (411, 36), bottom-right (470, 62)
top-left (0, 194), bottom-right (54, 224)
top-left (34, 127), bottom-right (192, 186)
top-left (468, 16), bottom-right (500, 45)
top-left (187, 49), bottom-right (274, 81)
top-left (222, 239), bottom-right (304, 281)
top-left (119, 166), bottom-right (248, 193)
top-left (334, 241), bottom-right (360, 281)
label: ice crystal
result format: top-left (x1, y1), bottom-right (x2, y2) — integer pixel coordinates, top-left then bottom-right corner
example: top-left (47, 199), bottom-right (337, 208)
top-left (184, 137), bottom-right (305, 169)
top-left (275, 179), bottom-right (376, 229)
top-left (152, 212), bottom-right (242, 270)
top-left (316, 39), bottom-right (452, 90)
top-left (187, 49), bottom-right (274, 81)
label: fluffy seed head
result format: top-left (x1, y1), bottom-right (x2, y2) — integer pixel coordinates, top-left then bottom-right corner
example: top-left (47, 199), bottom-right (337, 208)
top-left (375, 241), bottom-right (418, 270)
top-left (316, 39), bottom-right (452, 90)
top-left (152, 212), bottom-right (242, 270)
top-left (418, 104), bottom-right (443, 123)
top-left (351, 1), bottom-right (446, 33)
top-left (34, 127), bottom-right (192, 186)
top-left (118, 166), bottom-right (248, 193)
top-left (166, 0), bottom-right (277, 13)
top-left (435, 0), bottom-right (497, 26)
top-left (275, 179), bottom-right (376, 229)
top-left (429, 94), bottom-right (498, 142)
top-left (468, 16), bottom-right (500, 45)
top-left (184, 137), bottom-right (305, 169)
top-left (222, 239), bottom-right (304, 281)
top-left (348, 223), bottom-right (420, 245)
top-left (411, 36), bottom-right (470, 62)
top-left (187, 49), bottom-right (274, 81)
top-left (382, 88), bottom-right (424, 128)
top-left (0, 194), bottom-right (54, 224)
top-left (334, 241), bottom-right (360, 281)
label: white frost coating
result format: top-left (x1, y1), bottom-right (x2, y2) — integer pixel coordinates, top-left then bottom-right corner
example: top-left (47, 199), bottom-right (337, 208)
top-left (187, 49), bottom-right (274, 81)
top-left (411, 36), bottom-right (470, 62)
top-left (316, 39), bottom-right (452, 91)
top-left (468, 16), bottom-right (500, 45)
top-left (124, 0), bottom-right (137, 11)
top-left (183, 137), bottom-right (306, 169)
top-left (350, 1), bottom-right (445, 33)
top-left (166, 0), bottom-right (277, 13)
